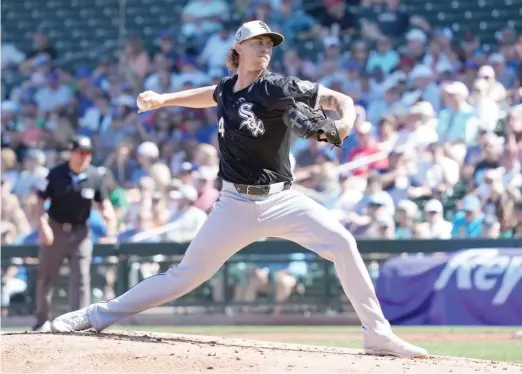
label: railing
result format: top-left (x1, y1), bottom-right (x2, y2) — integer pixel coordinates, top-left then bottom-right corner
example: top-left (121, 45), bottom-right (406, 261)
top-left (3, 238), bottom-right (518, 261)
top-left (2, 238), bottom-right (519, 315)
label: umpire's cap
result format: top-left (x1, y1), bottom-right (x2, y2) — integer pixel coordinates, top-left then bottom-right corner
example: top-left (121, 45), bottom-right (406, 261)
top-left (69, 135), bottom-right (93, 152)
top-left (234, 20), bottom-right (284, 47)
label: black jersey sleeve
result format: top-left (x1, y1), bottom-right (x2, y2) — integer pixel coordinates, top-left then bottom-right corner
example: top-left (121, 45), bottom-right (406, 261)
top-left (212, 84), bottom-right (219, 103)
top-left (212, 76), bottom-right (232, 103)
top-left (260, 76), bottom-right (320, 111)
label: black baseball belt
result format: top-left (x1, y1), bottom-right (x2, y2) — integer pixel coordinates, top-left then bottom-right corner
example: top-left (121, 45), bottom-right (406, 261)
top-left (48, 218), bottom-right (87, 232)
top-left (233, 182), bottom-right (292, 196)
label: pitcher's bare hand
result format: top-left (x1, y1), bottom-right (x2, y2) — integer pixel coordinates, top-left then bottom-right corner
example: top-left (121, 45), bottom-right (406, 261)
top-left (137, 91), bottom-right (165, 113)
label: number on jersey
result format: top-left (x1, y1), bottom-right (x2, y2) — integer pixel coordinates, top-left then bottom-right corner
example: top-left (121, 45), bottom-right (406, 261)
top-left (218, 117), bottom-right (225, 138)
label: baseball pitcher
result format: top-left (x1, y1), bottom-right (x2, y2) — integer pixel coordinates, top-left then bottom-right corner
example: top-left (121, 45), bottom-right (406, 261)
top-left (51, 20), bottom-right (427, 358)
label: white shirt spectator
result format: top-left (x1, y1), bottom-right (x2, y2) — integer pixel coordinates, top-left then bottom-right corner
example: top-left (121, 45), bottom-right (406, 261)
top-left (424, 199), bottom-right (453, 239)
top-left (2, 169), bottom-right (19, 188)
top-left (470, 79), bottom-right (501, 132)
top-left (333, 189), bottom-right (365, 220)
top-left (355, 191), bottom-right (395, 217)
top-left (394, 102), bottom-right (439, 154)
top-left (477, 65), bottom-right (507, 102)
top-left (164, 206), bottom-right (208, 243)
top-left (488, 53), bottom-right (517, 90)
top-left (422, 53), bottom-right (454, 77)
top-left (409, 65), bottom-right (441, 113)
top-left (13, 166), bottom-right (48, 200)
top-left (367, 77), bottom-right (403, 125)
top-left (144, 72), bottom-right (176, 93)
top-left (416, 156), bottom-right (460, 190)
top-left (473, 98), bottom-right (500, 132)
top-left (34, 84), bottom-right (73, 112)
top-left (80, 107), bottom-right (113, 133)
top-left (199, 32), bottom-right (235, 69)
top-left (395, 125), bottom-right (438, 154)
top-left (437, 102), bottom-right (479, 145)
top-left (501, 162), bottom-right (522, 189)
top-left (181, 0), bottom-right (229, 38)
top-left (1, 43), bottom-right (25, 68)
top-left (427, 218), bottom-right (453, 239)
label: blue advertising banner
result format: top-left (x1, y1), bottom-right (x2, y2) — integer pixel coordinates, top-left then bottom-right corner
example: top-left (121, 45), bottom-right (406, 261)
top-left (375, 248), bottom-right (522, 325)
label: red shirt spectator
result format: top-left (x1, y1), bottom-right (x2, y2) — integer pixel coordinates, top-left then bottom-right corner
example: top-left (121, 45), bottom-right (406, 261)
top-left (193, 166), bottom-right (219, 213)
top-left (347, 121), bottom-right (389, 176)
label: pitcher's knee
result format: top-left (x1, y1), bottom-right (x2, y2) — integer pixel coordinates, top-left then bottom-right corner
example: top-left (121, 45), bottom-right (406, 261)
top-left (164, 262), bottom-right (218, 291)
top-left (320, 230), bottom-right (359, 261)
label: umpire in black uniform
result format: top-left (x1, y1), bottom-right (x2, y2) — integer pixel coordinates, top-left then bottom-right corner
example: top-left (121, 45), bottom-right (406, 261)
top-left (33, 135), bottom-right (116, 331)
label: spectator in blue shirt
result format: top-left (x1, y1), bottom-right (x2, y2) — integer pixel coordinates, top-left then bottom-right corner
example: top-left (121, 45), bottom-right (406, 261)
top-left (88, 209), bottom-right (108, 243)
top-left (451, 195), bottom-right (485, 237)
top-left (271, 2), bottom-right (319, 43)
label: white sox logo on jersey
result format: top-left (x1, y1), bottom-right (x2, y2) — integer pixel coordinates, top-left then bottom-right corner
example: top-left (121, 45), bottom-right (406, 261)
top-left (238, 102), bottom-right (265, 137)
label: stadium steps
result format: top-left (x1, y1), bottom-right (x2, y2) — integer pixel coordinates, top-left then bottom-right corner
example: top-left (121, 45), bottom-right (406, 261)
top-left (402, 0), bottom-right (521, 46)
top-left (3, 0), bottom-right (520, 67)
top-left (1, 0), bottom-right (183, 66)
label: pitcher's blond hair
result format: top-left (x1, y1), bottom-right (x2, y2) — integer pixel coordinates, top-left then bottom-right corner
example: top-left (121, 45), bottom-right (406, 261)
top-left (226, 48), bottom-right (239, 72)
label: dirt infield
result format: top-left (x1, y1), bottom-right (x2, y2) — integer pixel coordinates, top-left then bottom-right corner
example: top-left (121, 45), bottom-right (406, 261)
top-left (2, 331), bottom-right (522, 373)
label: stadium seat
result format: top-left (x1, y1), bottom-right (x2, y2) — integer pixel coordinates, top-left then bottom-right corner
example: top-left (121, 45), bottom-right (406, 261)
top-left (402, 0), bottom-right (521, 44)
top-left (2, 0), bottom-right (520, 66)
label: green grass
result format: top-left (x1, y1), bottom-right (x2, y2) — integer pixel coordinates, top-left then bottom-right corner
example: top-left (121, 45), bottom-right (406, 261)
top-left (122, 325), bottom-right (522, 363)
top-left (124, 325), bottom-right (519, 334)
top-left (284, 340), bottom-right (522, 364)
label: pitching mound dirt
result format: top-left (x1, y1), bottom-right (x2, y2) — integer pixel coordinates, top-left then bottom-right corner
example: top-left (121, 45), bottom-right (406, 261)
top-left (2, 331), bottom-right (520, 373)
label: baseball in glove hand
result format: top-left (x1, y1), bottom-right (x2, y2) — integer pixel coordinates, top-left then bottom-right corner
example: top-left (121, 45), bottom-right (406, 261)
top-left (282, 101), bottom-right (343, 147)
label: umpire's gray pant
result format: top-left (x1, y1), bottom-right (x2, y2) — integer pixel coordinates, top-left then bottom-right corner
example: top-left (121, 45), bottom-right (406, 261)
top-left (35, 219), bottom-right (92, 325)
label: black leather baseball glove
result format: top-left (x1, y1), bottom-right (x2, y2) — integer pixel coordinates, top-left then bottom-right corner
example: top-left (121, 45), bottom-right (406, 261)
top-left (282, 101), bottom-right (343, 147)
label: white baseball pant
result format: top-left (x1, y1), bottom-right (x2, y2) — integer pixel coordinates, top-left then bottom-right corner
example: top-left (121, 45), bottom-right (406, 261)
top-left (87, 181), bottom-right (392, 334)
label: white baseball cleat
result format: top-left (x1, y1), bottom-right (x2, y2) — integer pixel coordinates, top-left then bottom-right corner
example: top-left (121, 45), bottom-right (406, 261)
top-left (50, 307), bottom-right (93, 333)
top-left (363, 330), bottom-right (428, 358)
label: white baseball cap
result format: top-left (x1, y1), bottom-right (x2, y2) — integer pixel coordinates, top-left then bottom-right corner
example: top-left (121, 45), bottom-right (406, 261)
top-left (397, 199), bottom-right (419, 217)
top-left (406, 29), bottom-right (427, 44)
top-left (355, 121), bottom-right (373, 134)
top-left (137, 141), bottom-right (159, 159)
top-left (410, 65), bottom-right (433, 80)
top-left (179, 185), bottom-right (198, 202)
top-left (443, 81), bottom-right (469, 98)
top-left (234, 20), bottom-right (284, 47)
top-left (478, 65), bottom-right (495, 78)
top-left (410, 101), bottom-right (435, 117)
top-left (424, 199), bottom-right (443, 213)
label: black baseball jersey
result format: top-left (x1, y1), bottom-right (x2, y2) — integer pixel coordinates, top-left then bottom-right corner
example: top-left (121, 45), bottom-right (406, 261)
top-left (212, 70), bottom-right (319, 185)
top-left (37, 163), bottom-right (107, 224)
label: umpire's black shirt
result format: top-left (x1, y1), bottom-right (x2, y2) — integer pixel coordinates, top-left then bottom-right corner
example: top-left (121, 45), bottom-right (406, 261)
top-left (37, 162), bottom-right (107, 225)
top-left (213, 70), bottom-right (319, 185)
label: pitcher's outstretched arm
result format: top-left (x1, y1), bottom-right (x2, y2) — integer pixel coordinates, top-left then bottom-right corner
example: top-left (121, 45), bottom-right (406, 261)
top-left (137, 85), bottom-right (218, 112)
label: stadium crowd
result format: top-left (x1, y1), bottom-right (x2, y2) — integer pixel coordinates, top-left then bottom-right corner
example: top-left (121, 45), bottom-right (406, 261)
top-left (2, 0), bottom-right (522, 246)
top-left (1, 0), bottom-right (522, 312)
